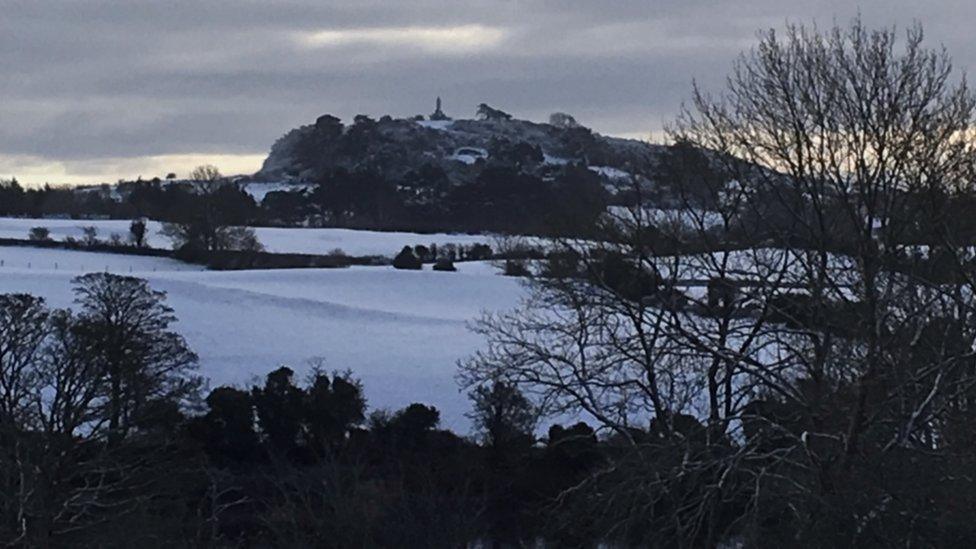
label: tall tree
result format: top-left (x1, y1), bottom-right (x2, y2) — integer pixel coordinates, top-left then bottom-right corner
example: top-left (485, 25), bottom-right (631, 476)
top-left (0, 283), bottom-right (201, 544)
top-left (462, 19), bottom-right (976, 546)
top-left (129, 218), bottom-right (148, 248)
top-left (72, 273), bottom-right (200, 442)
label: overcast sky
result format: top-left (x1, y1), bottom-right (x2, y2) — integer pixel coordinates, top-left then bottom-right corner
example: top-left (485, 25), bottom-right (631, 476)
top-left (4, 1), bottom-right (976, 185)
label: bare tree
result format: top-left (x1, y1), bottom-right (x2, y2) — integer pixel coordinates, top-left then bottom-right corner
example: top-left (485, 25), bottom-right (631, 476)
top-left (80, 226), bottom-right (99, 247)
top-left (0, 294), bottom-right (50, 429)
top-left (0, 279), bottom-right (202, 544)
top-left (461, 19), bottom-right (976, 546)
top-left (467, 380), bottom-right (537, 450)
top-left (28, 226), bottom-right (50, 242)
top-left (129, 218), bottom-right (148, 248)
top-left (670, 18), bottom-right (976, 453)
top-left (189, 164), bottom-right (223, 192)
top-left (162, 165), bottom-right (262, 253)
top-left (161, 221), bottom-right (263, 254)
top-left (72, 273), bottom-right (200, 442)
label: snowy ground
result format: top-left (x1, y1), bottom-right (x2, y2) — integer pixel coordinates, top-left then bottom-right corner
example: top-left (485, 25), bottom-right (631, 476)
top-left (0, 217), bottom-right (497, 258)
top-left (0, 245), bottom-right (201, 273)
top-left (0, 245), bottom-right (525, 432)
top-left (252, 226), bottom-right (495, 257)
top-left (240, 181), bottom-right (314, 202)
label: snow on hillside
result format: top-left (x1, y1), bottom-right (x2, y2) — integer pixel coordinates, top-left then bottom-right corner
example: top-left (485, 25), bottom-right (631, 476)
top-left (543, 153), bottom-right (570, 165)
top-left (589, 165), bottom-right (633, 180)
top-left (0, 217), bottom-right (497, 258)
top-left (450, 146), bottom-right (489, 165)
top-left (0, 245), bottom-right (524, 431)
top-left (242, 181), bottom-right (314, 202)
top-left (416, 119), bottom-right (455, 131)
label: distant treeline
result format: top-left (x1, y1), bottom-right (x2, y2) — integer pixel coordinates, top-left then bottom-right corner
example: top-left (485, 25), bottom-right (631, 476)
top-left (0, 162), bottom-right (608, 236)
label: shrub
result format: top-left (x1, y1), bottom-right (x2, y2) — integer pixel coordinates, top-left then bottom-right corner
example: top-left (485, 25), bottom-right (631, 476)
top-left (504, 260), bottom-right (530, 277)
top-left (28, 227), bottom-right (50, 241)
top-left (392, 246), bottom-right (423, 270)
top-left (467, 243), bottom-right (493, 261)
top-left (129, 218), bottom-right (148, 247)
top-left (432, 258), bottom-right (457, 272)
top-left (81, 226), bottom-right (99, 247)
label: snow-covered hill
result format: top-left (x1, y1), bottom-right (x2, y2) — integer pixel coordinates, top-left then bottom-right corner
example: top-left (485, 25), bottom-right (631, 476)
top-left (255, 110), bottom-right (665, 189)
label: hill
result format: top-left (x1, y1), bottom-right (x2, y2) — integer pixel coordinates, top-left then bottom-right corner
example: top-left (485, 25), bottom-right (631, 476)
top-left (0, 104), bottom-right (727, 237)
top-left (255, 104), bottom-right (668, 194)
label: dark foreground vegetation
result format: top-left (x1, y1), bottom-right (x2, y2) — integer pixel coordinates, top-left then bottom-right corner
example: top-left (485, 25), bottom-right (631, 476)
top-left (0, 273), bottom-right (608, 547)
top-left (456, 19), bottom-right (976, 548)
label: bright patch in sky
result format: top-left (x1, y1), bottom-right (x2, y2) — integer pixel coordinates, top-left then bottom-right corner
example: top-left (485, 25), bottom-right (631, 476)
top-left (0, 153), bottom-right (266, 187)
top-left (298, 24), bottom-right (506, 54)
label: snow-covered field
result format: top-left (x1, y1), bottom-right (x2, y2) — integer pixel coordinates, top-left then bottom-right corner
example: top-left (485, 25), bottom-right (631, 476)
top-left (0, 245), bottom-right (524, 431)
top-left (0, 217), bottom-right (150, 245)
top-left (0, 245), bottom-right (202, 273)
top-left (0, 217), bottom-right (496, 258)
top-left (251, 226), bottom-right (494, 257)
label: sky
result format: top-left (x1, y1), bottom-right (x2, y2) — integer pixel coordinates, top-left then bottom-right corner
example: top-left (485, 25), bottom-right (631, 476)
top-left (4, 0), bottom-right (976, 186)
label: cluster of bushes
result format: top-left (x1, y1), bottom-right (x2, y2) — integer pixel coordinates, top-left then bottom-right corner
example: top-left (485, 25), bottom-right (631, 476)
top-left (26, 219), bottom-right (149, 248)
top-left (6, 220), bottom-right (178, 261)
top-left (391, 242), bottom-right (493, 271)
top-left (179, 367), bottom-right (609, 546)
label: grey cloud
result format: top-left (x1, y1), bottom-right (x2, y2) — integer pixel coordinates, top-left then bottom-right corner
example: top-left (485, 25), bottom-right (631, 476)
top-left (4, 0), bottom-right (976, 182)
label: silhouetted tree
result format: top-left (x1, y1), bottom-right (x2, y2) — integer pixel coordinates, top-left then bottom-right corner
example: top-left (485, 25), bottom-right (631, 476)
top-left (28, 226), bottom-right (50, 241)
top-left (191, 387), bottom-right (259, 464)
top-left (0, 284), bottom-right (202, 545)
top-left (251, 367), bottom-right (305, 456)
top-left (81, 225), bottom-right (99, 247)
top-left (72, 273), bottom-right (200, 443)
top-left (463, 19), bottom-right (976, 546)
top-left (303, 370), bottom-right (366, 456)
top-left (476, 103), bottom-right (513, 121)
top-left (129, 218), bottom-right (148, 247)
top-left (469, 381), bottom-right (536, 451)
top-left (161, 183), bottom-right (262, 254)
top-left (432, 258), bottom-right (457, 272)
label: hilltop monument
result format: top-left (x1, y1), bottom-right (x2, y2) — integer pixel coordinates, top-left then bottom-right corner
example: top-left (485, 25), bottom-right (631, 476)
top-left (429, 96), bottom-right (451, 121)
